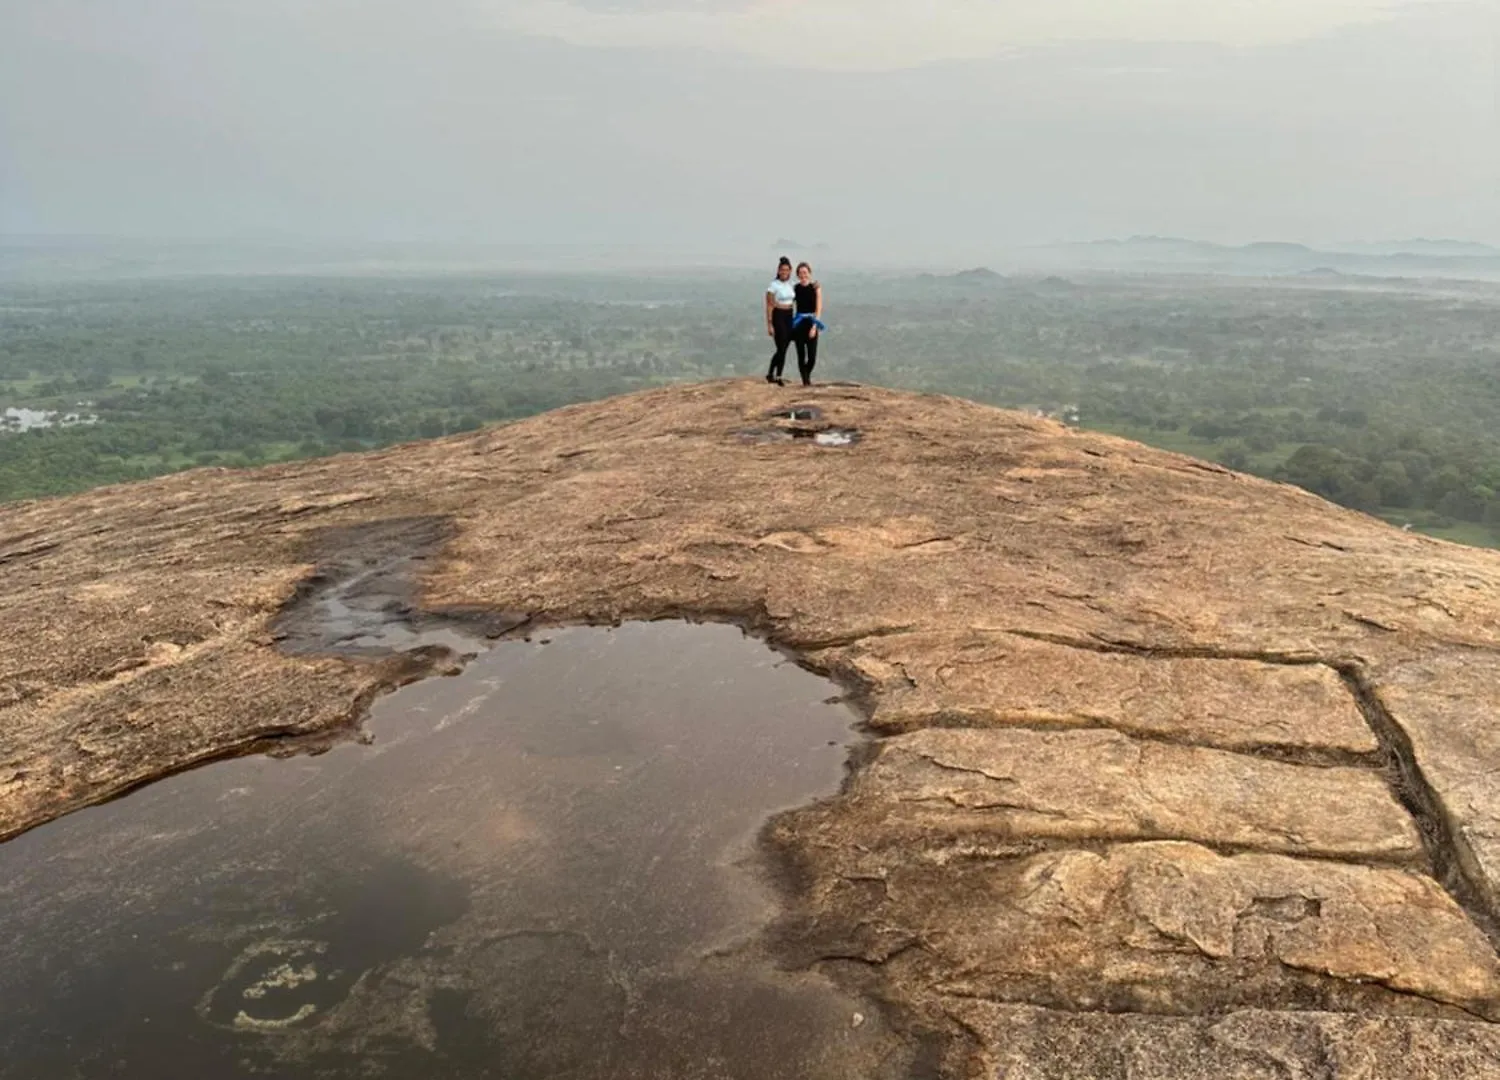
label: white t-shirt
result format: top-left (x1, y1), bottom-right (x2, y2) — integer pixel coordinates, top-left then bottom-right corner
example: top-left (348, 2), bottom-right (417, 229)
top-left (767, 279), bottom-right (796, 306)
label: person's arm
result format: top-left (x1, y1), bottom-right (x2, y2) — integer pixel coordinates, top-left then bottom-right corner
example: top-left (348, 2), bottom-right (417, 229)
top-left (764, 289), bottom-right (775, 337)
top-left (811, 283), bottom-right (824, 336)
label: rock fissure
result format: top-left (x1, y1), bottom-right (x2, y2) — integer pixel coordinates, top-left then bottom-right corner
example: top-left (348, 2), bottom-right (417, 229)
top-left (930, 982), bottom-right (1489, 1025)
top-left (935, 625), bottom-right (1500, 947)
top-left (900, 794), bottom-right (1078, 821)
top-left (870, 709), bottom-right (1385, 772)
top-left (811, 939), bottom-right (932, 971)
top-left (997, 627), bottom-right (1328, 667)
top-left (0, 540), bottom-right (61, 566)
top-left (1334, 664), bottom-right (1500, 954)
top-left (895, 537), bottom-right (960, 551)
top-left (1284, 536), bottom-right (1354, 554)
top-left (825, 831), bottom-right (1430, 880)
top-left (911, 753), bottom-right (1018, 787)
top-left (787, 625), bottom-right (925, 652)
top-left (1345, 611), bottom-right (1402, 634)
top-left (1275, 962), bottom-right (1500, 1026)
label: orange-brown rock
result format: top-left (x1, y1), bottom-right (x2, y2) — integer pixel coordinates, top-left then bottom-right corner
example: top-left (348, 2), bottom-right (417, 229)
top-left (852, 727), bottom-right (1420, 859)
top-left (842, 630), bottom-right (1378, 755)
top-left (4, 379), bottom-right (1500, 1077)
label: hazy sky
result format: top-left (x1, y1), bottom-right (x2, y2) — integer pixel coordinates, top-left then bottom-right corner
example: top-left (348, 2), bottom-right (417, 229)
top-left (1, 0), bottom-right (1496, 261)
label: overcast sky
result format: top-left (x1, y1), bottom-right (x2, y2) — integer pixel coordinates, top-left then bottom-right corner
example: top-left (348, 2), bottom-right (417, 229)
top-left (1, 0), bottom-right (1496, 262)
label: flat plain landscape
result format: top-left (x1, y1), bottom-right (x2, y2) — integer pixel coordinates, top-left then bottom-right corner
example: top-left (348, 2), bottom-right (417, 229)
top-left (3, 268), bottom-right (1499, 548)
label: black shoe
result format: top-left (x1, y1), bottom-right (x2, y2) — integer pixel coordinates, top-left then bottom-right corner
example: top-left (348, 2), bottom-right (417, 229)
top-left (765, 374), bottom-right (776, 384)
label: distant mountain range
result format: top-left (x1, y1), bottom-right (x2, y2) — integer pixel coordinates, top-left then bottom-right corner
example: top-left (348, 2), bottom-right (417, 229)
top-left (1329, 239), bottom-right (1500, 257)
top-left (913, 266), bottom-right (1006, 283)
top-left (5, 234), bottom-right (1500, 283)
top-left (1013, 236), bottom-right (1500, 281)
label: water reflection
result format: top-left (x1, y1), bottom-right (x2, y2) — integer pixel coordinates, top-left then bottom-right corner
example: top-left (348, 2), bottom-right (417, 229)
top-left (0, 622), bottom-right (912, 1078)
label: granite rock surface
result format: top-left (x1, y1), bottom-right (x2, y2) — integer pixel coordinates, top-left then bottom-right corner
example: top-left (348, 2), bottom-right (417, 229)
top-left (5, 380), bottom-right (1500, 1077)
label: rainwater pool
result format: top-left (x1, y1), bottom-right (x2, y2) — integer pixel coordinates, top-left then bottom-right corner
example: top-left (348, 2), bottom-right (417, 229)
top-left (0, 622), bottom-right (915, 1079)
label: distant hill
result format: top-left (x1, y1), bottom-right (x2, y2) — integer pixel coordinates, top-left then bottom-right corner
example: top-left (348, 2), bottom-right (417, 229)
top-left (914, 266), bottom-right (1006, 285)
top-left (1016, 236), bottom-right (1500, 281)
top-left (1331, 239), bottom-right (1500, 258)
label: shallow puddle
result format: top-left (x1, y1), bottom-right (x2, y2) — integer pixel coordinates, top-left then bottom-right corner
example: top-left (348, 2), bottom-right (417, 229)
top-left (0, 622), bottom-right (916, 1079)
top-left (810, 429), bottom-right (860, 447)
top-left (734, 426), bottom-right (861, 447)
top-left (763, 406), bottom-right (824, 422)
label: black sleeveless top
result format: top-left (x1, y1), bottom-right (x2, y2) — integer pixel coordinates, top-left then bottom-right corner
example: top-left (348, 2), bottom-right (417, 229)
top-left (794, 282), bottom-right (819, 315)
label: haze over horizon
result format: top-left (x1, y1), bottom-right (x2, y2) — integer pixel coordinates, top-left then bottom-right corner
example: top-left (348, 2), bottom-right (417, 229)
top-left (2, 0), bottom-right (1497, 265)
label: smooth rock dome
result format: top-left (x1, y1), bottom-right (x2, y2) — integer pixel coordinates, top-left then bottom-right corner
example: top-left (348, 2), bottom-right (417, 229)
top-left (5, 379), bottom-right (1500, 1077)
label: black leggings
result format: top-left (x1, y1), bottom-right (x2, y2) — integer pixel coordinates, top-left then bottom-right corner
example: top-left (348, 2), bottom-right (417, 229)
top-left (768, 308), bottom-right (794, 380)
top-left (793, 319), bottom-right (819, 384)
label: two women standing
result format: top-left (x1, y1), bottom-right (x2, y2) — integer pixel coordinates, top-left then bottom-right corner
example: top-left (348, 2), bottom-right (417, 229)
top-left (765, 257), bottom-right (824, 387)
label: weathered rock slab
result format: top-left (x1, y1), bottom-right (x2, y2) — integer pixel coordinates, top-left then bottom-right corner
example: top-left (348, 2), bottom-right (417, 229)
top-left (776, 839), bottom-right (1500, 1021)
top-left (854, 727), bottom-right (1421, 860)
top-left (5, 381), bottom-right (1500, 1075)
top-left (835, 630), bottom-right (1378, 757)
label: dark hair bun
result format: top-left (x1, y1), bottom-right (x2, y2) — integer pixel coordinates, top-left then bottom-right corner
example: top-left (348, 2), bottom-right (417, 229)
top-left (778, 256), bottom-right (792, 267)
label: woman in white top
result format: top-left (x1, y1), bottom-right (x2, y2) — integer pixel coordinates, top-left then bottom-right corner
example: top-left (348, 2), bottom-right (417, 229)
top-left (764, 256), bottom-right (796, 385)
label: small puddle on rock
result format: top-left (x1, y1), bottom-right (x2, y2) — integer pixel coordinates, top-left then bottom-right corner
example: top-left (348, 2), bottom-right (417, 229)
top-left (763, 406), bottom-right (824, 422)
top-left (808, 429), bottom-right (860, 447)
top-left (0, 622), bottom-right (917, 1079)
top-left (736, 426), bottom-right (861, 448)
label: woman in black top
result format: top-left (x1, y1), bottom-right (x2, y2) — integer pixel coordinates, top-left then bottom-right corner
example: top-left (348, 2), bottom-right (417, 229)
top-left (791, 262), bottom-right (824, 387)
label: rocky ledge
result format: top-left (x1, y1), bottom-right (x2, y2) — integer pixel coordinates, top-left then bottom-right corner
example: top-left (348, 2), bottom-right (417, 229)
top-left (4, 379), bottom-right (1500, 1078)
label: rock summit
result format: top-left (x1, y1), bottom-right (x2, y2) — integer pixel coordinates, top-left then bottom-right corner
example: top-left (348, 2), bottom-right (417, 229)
top-left (5, 380), bottom-right (1500, 1077)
